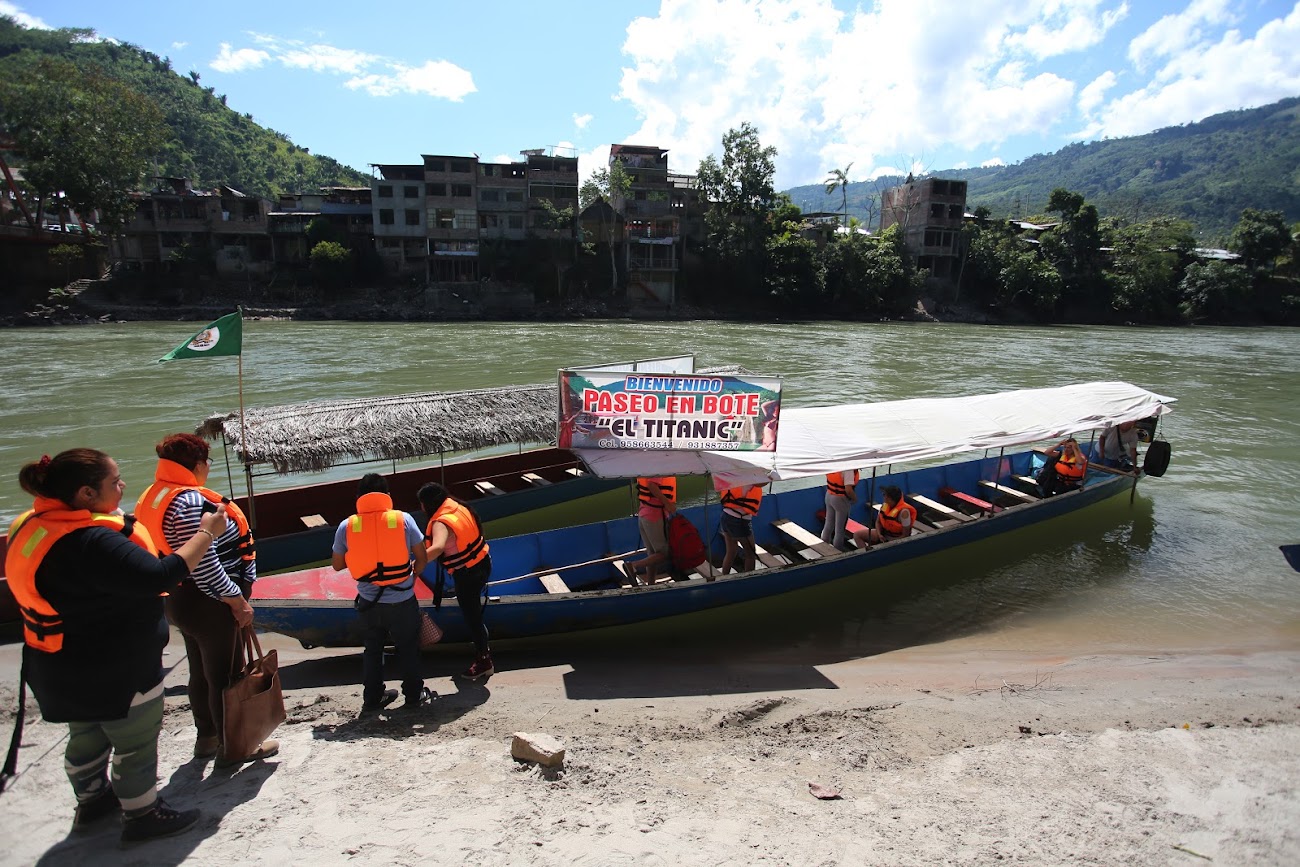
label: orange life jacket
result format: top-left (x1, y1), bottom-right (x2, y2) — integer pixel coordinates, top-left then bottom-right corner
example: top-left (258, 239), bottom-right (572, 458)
top-left (826, 470), bottom-right (859, 498)
top-left (721, 485), bottom-right (763, 518)
top-left (637, 477), bottom-right (677, 510)
top-left (135, 459), bottom-right (255, 577)
top-left (1055, 449), bottom-right (1087, 481)
top-left (343, 492), bottom-right (414, 586)
top-left (5, 497), bottom-right (158, 653)
top-left (426, 498), bottom-right (489, 573)
top-left (877, 499), bottom-right (917, 537)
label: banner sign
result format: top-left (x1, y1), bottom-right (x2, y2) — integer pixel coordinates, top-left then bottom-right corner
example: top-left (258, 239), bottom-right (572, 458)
top-left (558, 369), bottom-right (782, 452)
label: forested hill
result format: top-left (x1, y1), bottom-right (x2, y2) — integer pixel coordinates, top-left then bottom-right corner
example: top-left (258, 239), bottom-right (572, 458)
top-left (786, 96), bottom-right (1300, 241)
top-left (0, 17), bottom-right (369, 197)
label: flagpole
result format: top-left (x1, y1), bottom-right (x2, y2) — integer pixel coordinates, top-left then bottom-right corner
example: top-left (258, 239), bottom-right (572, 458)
top-left (238, 348), bottom-right (257, 530)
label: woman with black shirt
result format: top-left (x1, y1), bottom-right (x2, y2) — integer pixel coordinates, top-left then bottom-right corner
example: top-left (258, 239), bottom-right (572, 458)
top-left (6, 449), bottom-right (228, 844)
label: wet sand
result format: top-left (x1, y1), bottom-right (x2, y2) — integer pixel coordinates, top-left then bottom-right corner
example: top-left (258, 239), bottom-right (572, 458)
top-left (1, 624), bottom-right (1298, 866)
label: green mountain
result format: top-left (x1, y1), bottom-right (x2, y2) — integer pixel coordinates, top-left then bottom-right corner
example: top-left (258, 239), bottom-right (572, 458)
top-left (0, 17), bottom-right (369, 197)
top-left (787, 96), bottom-right (1300, 241)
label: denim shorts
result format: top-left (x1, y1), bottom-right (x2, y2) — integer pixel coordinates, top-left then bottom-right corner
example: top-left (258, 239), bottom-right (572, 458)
top-left (721, 512), bottom-right (754, 539)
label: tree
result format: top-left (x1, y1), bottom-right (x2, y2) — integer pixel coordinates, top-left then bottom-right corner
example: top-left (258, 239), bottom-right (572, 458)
top-left (696, 123), bottom-right (781, 301)
top-left (0, 56), bottom-right (166, 231)
top-left (1105, 216), bottom-right (1196, 321)
top-left (309, 240), bottom-right (350, 289)
top-left (579, 161), bottom-right (630, 295)
top-left (1179, 260), bottom-right (1251, 321)
top-left (1229, 208), bottom-right (1290, 272)
top-left (1040, 187), bottom-right (1106, 308)
top-left (824, 162), bottom-right (853, 228)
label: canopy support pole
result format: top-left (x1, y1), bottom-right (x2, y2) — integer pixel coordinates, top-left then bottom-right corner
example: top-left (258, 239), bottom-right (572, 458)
top-left (237, 353), bottom-right (257, 529)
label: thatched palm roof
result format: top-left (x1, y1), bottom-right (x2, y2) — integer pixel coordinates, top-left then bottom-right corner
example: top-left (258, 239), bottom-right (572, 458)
top-left (197, 384), bottom-right (558, 474)
top-left (197, 366), bottom-right (753, 474)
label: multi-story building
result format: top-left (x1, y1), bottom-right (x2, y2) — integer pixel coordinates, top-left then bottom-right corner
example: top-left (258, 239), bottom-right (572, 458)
top-left (371, 164), bottom-right (427, 278)
top-left (606, 144), bottom-right (686, 307)
top-left (880, 176), bottom-right (967, 281)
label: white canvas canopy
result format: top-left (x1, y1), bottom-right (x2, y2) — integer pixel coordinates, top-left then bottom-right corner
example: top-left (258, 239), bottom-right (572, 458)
top-left (571, 381), bottom-right (1176, 486)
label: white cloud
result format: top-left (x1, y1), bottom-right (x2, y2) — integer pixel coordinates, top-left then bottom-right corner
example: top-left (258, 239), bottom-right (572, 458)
top-left (614, 0), bottom-right (1119, 187)
top-left (346, 60), bottom-right (476, 100)
top-left (0, 1), bottom-right (48, 29)
top-left (280, 44), bottom-right (378, 75)
top-left (1088, 3), bottom-right (1300, 138)
top-left (487, 153), bottom-right (514, 164)
top-left (1078, 70), bottom-right (1118, 116)
top-left (1127, 0), bottom-right (1233, 70)
top-left (981, 157), bottom-right (1007, 167)
top-left (211, 43), bottom-right (270, 73)
top-left (573, 113), bottom-right (594, 130)
top-left (172, 41), bottom-right (189, 50)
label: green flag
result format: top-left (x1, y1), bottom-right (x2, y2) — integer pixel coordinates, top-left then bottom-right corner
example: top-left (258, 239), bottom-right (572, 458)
top-left (158, 311), bottom-right (242, 362)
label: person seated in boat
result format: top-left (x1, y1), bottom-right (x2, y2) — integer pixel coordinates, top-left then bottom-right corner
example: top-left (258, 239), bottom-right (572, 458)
top-left (718, 479), bottom-right (763, 574)
top-left (820, 469), bottom-right (858, 551)
top-left (625, 476), bottom-right (676, 585)
top-left (417, 482), bottom-right (496, 681)
top-left (1036, 437), bottom-right (1088, 496)
top-left (853, 485), bottom-right (915, 546)
top-left (1098, 419), bottom-right (1139, 471)
top-left (134, 433), bottom-right (278, 769)
top-left (332, 474), bottom-right (432, 712)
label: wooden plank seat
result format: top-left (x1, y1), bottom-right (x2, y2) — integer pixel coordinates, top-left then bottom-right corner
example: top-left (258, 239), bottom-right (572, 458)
top-left (521, 472), bottom-right (551, 487)
top-left (869, 504), bottom-right (935, 533)
top-left (538, 573), bottom-right (571, 594)
top-left (939, 487), bottom-right (1001, 516)
top-left (300, 514), bottom-right (328, 529)
top-left (772, 518), bottom-right (841, 558)
top-left (474, 480), bottom-right (506, 496)
top-left (978, 480), bottom-right (1039, 504)
top-left (1010, 474), bottom-right (1042, 493)
top-left (754, 544), bottom-right (790, 569)
top-left (909, 494), bottom-right (976, 523)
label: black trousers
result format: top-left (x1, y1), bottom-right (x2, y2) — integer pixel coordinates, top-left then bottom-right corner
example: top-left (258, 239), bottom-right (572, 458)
top-left (451, 555), bottom-right (492, 655)
top-left (358, 595), bottom-right (423, 705)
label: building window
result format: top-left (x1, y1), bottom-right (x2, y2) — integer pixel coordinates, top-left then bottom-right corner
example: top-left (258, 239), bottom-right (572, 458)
top-left (452, 184), bottom-right (472, 198)
top-left (379, 209), bottom-right (394, 225)
top-left (480, 189), bottom-right (500, 203)
top-left (505, 191), bottom-right (523, 203)
top-left (450, 161), bottom-right (472, 173)
top-left (479, 213), bottom-right (499, 229)
top-left (378, 185), bottom-right (393, 198)
top-left (929, 203), bottom-right (944, 218)
top-left (481, 165), bottom-right (496, 177)
top-left (405, 209), bottom-right (420, 226)
top-left (507, 215), bottom-right (524, 229)
top-left (435, 208), bottom-right (455, 229)
top-left (404, 185), bottom-right (420, 198)
top-left (948, 204), bottom-right (962, 219)
top-left (425, 158), bottom-right (446, 171)
top-left (427, 183), bottom-right (447, 197)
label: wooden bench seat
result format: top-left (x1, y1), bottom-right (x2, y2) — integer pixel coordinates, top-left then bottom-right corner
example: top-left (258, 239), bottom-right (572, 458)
top-left (869, 504), bottom-right (934, 533)
top-left (909, 494), bottom-right (976, 523)
top-left (1011, 474), bottom-right (1042, 492)
top-left (939, 487), bottom-right (1001, 516)
top-left (474, 480), bottom-right (506, 496)
top-left (521, 472), bottom-right (551, 487)
top-left (753, 544), bottom-right (790, 569)
top-left (300, 513), bottom-right (328, 528)
top-left (538, 573), bottom-right (571, 594)
top-left (772, 518), bottom-right (841, 558)
top-left (978, 480), bottom-right (1039, 504)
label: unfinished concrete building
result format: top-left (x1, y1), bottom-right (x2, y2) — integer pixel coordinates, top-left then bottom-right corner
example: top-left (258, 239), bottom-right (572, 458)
top-left (880, 176), bottom-right (967, 281)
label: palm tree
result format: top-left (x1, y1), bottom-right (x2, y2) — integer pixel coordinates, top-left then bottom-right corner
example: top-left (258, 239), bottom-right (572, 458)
top-left (824, 163), bottom-right (853, 229)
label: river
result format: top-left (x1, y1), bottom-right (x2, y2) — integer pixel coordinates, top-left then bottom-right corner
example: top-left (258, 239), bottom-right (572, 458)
top-left (2, 320), bottom-right (1298, 656)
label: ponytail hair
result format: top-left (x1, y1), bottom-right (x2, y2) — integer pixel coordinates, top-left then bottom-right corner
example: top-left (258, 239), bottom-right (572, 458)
top-left (18, 449), bottom-right (114, 505)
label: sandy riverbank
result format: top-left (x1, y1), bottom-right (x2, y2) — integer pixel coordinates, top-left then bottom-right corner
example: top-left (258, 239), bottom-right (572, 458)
top-left (1, 628), bottom-right (1298, 866)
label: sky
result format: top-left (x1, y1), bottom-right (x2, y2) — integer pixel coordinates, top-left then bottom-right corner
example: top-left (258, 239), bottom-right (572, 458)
top-left (6, 0), bottom-right (1300, 190)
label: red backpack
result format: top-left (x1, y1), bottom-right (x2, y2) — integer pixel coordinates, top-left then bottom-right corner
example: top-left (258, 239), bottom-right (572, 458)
top-left (667, 514), bottom-right (707, 572)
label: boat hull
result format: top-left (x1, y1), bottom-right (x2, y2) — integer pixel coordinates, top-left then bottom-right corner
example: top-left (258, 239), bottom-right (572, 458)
top-left (250, 451), bottom-right (1140, 647)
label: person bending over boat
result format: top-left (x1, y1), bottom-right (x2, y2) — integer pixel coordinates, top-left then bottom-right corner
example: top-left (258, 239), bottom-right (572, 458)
top-left (1098, 419), bottom-right (1139, 471)
top-left (853, 485), bottom-right (915, 546)
top-left (821, 469), bottom-right (859, 551)
top-left (6, 449), bottom-right (226, 843)
top-left (718, 480), bottom-right (763, 573)
top-left (417, 482), bottom-right (495, 680)
top-left (333, 474), bottom-right (432, 711)
top-left (626, 476), bottom-right (677, 585)
top-left (135, 433), bottom-right (278, 768)
top-left (1036, 437), bottom-right (1088, 496)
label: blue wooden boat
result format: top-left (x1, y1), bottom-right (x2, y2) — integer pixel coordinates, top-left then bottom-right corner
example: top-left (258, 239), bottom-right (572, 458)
top-left (250, 445), bottom-right (1152, 647)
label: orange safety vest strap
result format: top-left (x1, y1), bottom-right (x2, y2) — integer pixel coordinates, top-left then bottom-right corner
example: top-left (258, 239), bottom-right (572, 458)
top-left (5, 501), bottom-right (156, 653)
top-left (344, 499), bottom-right (413, 586)
top-left (428, 499), bottom-right (490, 573)
top-left (721, 486), bottom-right (762, 517)
top-left (878, 500), bottom-right (917, 537)
top-left (636, 477), bottom-right (677, 509)
top-left (826, 470), bottom-right (859, 497)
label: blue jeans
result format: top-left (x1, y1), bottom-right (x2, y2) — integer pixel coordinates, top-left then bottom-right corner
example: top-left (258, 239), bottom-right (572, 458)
top-left (358, 596), bottom-right (423, 705)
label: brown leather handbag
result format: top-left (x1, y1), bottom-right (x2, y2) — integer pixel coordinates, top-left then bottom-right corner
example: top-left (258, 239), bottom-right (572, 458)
top-left (222, 626), bottom-right (286, 761)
